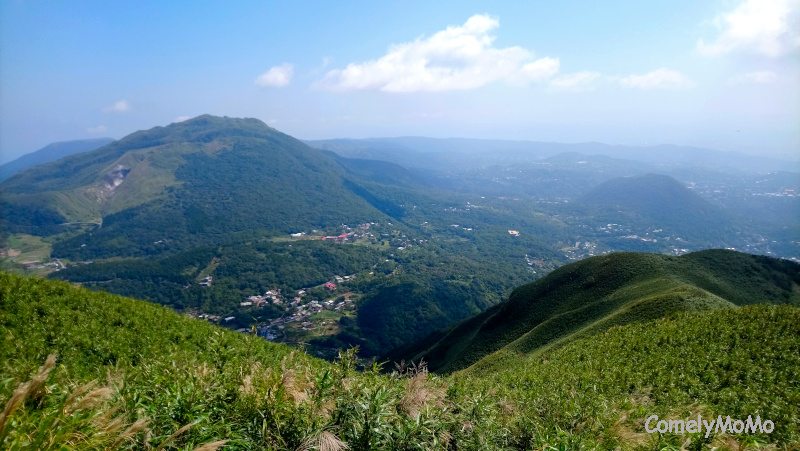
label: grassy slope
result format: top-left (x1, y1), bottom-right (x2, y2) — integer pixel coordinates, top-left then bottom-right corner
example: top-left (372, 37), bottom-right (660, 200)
top-left (457, 305), bottom-right (800, 449)
top-left (389, 250), bottom-right (800, 374)
top-left (1, 272), bottom-right (799, 449)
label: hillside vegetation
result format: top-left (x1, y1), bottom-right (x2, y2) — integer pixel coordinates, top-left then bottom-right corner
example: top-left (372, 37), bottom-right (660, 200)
top-left (2, 271), bottom-right (799, 449)
top-left (389, 249), bottom-right (800, 374)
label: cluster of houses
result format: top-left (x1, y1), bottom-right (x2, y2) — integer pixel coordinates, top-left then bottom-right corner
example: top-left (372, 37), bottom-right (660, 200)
top-left (23, 258), bottom-right (66, 271)
top-left (621, 235), bottom-right (658, 242)
top-left (255, 296), bottom-right (353, 341)
top-left (290, 223), bottom-right (378, 244)
top-left (195, 313), bottom-right (222, 322)
top-left (199, 276), bottom-right (212, 286)
top-left (241, 289), bottom-right (283, 307)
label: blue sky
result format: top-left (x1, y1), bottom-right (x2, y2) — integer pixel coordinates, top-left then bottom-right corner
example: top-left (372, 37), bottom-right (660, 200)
top-left (1, 0), bottom-right (798, 163)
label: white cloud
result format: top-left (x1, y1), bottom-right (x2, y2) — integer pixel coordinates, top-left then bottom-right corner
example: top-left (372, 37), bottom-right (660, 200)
top-left (620, 68), bottom-right (695, 90)
top-left (727, 71), bottom-right (779, 85)
top-left (87, 125), bottom-right (108, 133)
top-left (103, 100), bottom-right (130, 113)
top-left (255, 63), bottom-right (294, 87)
top-left (698, 0), bottom-right (800, 57)
top-left (550, 71), bottom-right (601, 91)
top-left (174, 115), bottom-right (192, 122)
top-left (315, 14), bottom-right (559, 92)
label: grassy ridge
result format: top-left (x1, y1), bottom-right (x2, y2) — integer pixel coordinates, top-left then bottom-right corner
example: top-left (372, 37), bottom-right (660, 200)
top-left (457, 304), bottom-right (800, 448)
top-left (1, 272), bottom-right (799, 449)
top-left (389, 250), bottom-right (800, 373)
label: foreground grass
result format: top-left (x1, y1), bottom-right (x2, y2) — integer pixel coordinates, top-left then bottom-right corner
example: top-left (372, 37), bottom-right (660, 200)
top-left (1, 272), bottom-right (799, 449)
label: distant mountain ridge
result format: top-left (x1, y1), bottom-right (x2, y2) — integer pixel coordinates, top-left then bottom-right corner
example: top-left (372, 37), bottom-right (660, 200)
top-left (0, 138), bottom-right (114, 182)
top-left (306, 137), bottom-right (799, 173)
top-left (388, 249), bottom-right (800, 374)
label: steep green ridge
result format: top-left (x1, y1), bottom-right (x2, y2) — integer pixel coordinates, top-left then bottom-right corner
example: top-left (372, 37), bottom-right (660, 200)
top-left (0, 138), bottom-right (114, 183)
top-left (389, 250), bottom-right (800, 374)
top-left (2, 272), bottom-right (799, 449)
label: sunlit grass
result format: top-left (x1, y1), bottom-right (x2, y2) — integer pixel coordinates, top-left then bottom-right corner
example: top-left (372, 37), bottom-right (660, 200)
top-left (1, 271), bottom-right (798, 449)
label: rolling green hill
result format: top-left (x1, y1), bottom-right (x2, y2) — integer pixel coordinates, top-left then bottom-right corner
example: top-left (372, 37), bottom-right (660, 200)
top-left (388, 249), bottom-right (800, 374)
top-left (2, 270), bottom-right (799, 449)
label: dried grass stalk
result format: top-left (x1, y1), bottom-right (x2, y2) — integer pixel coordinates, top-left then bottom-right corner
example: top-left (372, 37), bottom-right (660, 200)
top-left (0, 354), bottom-right (56, 436)
top-left (192, 440), bottom-right (229, 451)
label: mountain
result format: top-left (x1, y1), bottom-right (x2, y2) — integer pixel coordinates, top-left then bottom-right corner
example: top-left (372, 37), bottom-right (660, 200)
top-left (3, 270), bottom-right (799, 448)
top-left (0, 115), bottom-right (409, 257)
top-left (387, 249), bottom-right (800, 374)
top-left (578, 173), bottom-right (738, 244)
top-left (0, 138), bottom-right (114, 182)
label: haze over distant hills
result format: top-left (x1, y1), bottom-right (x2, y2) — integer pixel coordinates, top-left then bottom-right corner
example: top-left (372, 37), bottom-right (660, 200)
top-left (0, 138), bottom-right (114, 182)
top-left (306, 137), bottom-right (800, 174)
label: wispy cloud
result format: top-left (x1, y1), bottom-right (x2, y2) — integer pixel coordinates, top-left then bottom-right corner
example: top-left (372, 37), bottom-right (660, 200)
top-left (315, 14), bottom-right (559, 92)
top-left (620, 68), bottom-right (694, 90)
top-left (87, 125), bottom-right (108, 133)
top-left (174, 115), bottom-right (192, 122)
top-left (727, 71), bottom-right (779, 85)
top-left (550, 71), bottom-right (601, 91)
top-left (255, 63), bottom-right (294, 88)
top-left (102, 100), bottom-right (130, 113)
top-left (698, 0), bottom-right (800, 57)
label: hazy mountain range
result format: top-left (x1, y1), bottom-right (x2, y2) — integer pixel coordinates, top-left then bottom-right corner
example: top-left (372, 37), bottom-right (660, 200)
top-left (306, 136), bottom-right (800, 174)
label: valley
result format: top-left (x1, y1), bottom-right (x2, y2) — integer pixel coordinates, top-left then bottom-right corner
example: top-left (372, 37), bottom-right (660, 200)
top-left (1, 116), bottom-right (798, 361)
